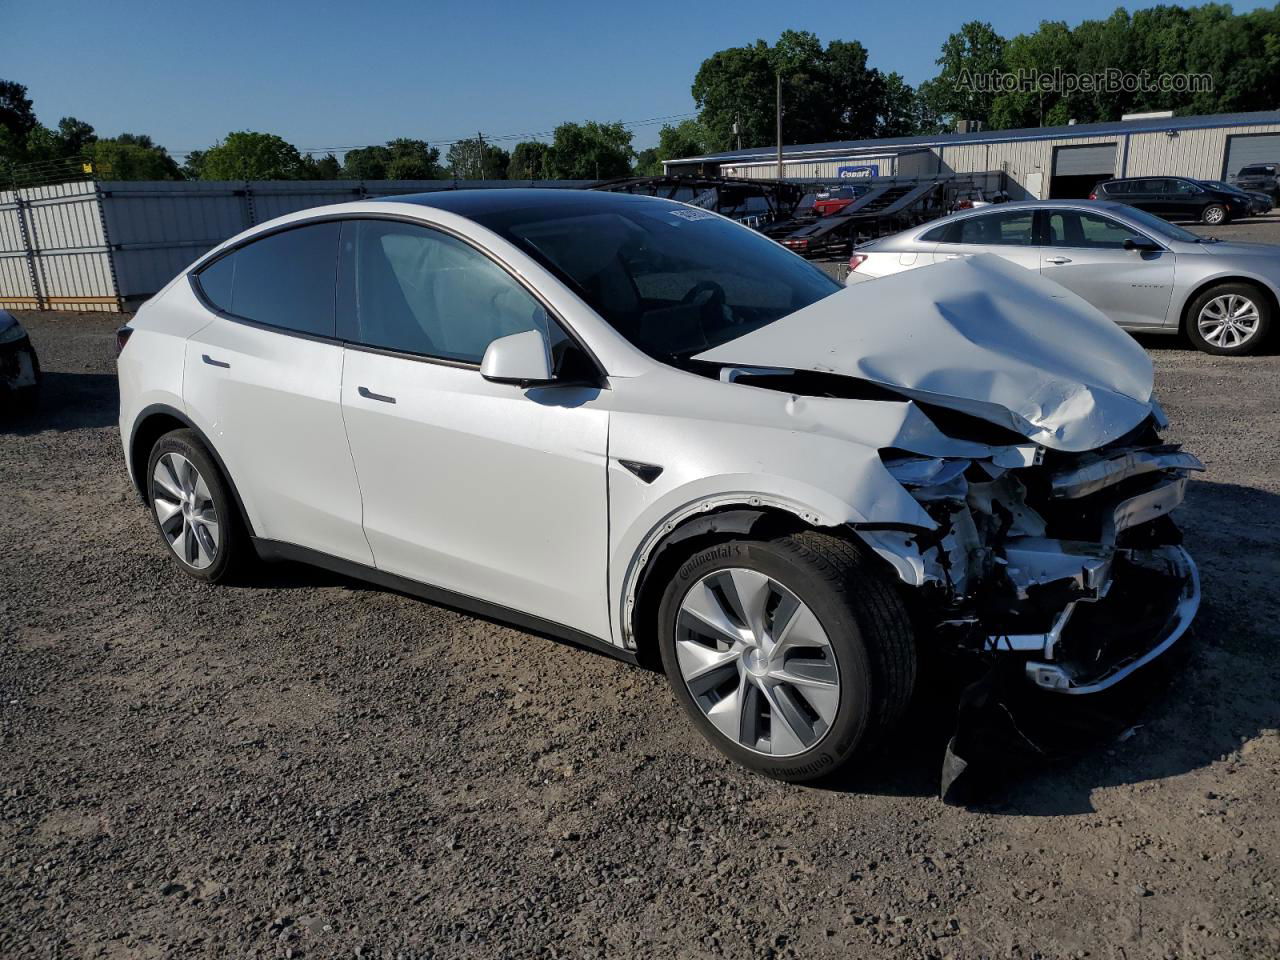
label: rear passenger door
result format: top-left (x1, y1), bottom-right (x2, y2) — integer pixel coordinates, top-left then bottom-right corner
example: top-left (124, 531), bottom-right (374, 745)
top-left (185, 222), bottom-right (373, 565)
top-left (1129, 179), bottom-right (1172, 217)
top-left (927, 209), bottom-right (1041, 272)
top-left (336, 218), bottom-right (612, 640)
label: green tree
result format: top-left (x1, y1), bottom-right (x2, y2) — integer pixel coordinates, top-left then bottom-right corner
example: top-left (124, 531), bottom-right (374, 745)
top-left (446, 137), bottom-right (510, 179)
top-left (0, 80), bottom-right (37, 146)
top-left (181, 149), bottom-right (206, 180)
top-left (918, 21), bottom-right (1007, 130)
top-left (876, 73), bottom-right (920, 137)
top-left (546, 121), bottom-right (633, 179)
top-left (88, 135), bottom-right (182, 179)
top-left (302, 153), bottom-right (343, 179)
top-left (198, 131), bottom-right (306, 180)
top-left (508, 140), bottom-right (552, 179)
top-left (692, 32), bottom-right (905, 153)
top-left (385, 138), bottom-right (444, 179)
top-left (341, 144), bottom-right (391, 179)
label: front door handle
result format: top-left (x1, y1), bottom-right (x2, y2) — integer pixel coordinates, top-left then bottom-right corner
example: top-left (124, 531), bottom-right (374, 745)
top-left (1045, 256), bottom-right (1072, 265)
top-left (357, 386), bottom-right (396, 404)
top-left (202, 354), bottom-right (231, 368)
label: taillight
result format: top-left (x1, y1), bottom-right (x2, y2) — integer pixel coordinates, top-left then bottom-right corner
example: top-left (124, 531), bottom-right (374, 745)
top-left (116, 325), bottom-right (134, 355)
top-left (1088, 192), bottom-right (1097, 200)
top-left (848, 253), bottom-right (868, 271)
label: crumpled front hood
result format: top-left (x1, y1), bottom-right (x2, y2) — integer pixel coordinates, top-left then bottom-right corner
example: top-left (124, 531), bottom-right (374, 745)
top-left (695, 254), bottom-right (1155, 452)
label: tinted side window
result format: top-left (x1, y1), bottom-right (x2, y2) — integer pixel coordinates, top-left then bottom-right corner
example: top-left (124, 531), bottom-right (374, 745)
top-left (342, 219), bottom-right (553, 365)
top-left (201, 223), bottom-right (340, 337)
top-left (197, 253), bottom-right (235, 311)
top-left (1136, 179), bottom-right (1168, 194)
top-left (920, 222), bottom-right (951, 242)
top-left (1103, 181), bottom-right (1131, 195)
top-left (1170, 179), bottom-right (1201, 194)
top-left (955, 210), bottom-right (1034, 246)
top-left (1045, 211), bottom-right (1146, 249)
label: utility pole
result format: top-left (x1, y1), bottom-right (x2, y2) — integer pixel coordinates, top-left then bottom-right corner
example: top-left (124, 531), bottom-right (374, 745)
top-left (477, 131), bottom-right (486, 179)
top-left (734, 113), bottom-right (742, 152)
top-left (775, 72), bottom-right (784, 181)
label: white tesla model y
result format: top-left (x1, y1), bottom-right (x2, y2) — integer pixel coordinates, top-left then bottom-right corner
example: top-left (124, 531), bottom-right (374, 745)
top-left (118, 189), bottom-right (1201, 782)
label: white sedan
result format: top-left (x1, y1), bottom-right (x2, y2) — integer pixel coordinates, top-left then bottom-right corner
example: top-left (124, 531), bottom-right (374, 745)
top-left (117, 190), bottom-right (1200, 784)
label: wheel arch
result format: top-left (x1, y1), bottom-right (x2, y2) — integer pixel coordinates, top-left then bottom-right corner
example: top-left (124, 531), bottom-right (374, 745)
top-left (1177, 274), bottom-right (1279, 334)
top-left (127, 404), bottom-right (256, 537)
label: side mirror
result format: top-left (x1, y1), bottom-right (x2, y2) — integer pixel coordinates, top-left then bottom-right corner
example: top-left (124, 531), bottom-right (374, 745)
top-left (1123, 237), bottom-right (1160, 253)
top-left (480, 329), bottom-right (554, 385)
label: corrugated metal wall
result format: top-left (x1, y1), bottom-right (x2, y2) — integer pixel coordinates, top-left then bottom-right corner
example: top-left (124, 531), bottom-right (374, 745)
top-left (1, 179), bottom-right (590, 312)
top-left (939, 135), bottom-right (1120, 199)
top-left (0, 181), bottom-right (118, 312)
top-left (1122, 123), bottom-right (1280, 179)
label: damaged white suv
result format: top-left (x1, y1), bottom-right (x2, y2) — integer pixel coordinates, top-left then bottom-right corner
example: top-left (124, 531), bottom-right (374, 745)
top-left (117, 190), bottom-right (1202, 782)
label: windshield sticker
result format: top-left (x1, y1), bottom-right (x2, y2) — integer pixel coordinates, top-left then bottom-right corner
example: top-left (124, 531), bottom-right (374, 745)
top-left (669, 208), bottom-right (716, 222)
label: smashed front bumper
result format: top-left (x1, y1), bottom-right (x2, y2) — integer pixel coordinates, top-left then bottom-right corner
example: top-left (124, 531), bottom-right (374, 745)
top-left (869, 423), bottom-right (1203, 696)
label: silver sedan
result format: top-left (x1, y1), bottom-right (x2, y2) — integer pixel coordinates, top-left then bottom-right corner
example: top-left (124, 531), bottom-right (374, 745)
top-left (848, 199), bottom-right (1279, 355)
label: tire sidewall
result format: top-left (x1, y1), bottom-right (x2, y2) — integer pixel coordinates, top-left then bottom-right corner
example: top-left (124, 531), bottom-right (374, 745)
top-left (1185, 282), bottom-right (1271, 355)
top-left (145, 430), bottom-right (237, 582)
top-left (656, 539), bottom-right (874, 782)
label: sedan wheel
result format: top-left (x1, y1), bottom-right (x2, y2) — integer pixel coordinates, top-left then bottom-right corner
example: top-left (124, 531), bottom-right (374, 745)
top-left (675, 567), bottom-right (840, 757)
top-left (1197, 293), bottom-right (1261, 351)
top-left (152, 452), bottom-right (220, 569)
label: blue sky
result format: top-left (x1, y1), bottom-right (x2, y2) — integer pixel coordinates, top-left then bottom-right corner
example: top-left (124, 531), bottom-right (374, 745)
top-left (6, 0), bottom-right (1272, 158)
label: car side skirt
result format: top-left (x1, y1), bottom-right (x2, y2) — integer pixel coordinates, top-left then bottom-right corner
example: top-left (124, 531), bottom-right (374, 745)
top-left (250, 538), bottom-right (638, 667)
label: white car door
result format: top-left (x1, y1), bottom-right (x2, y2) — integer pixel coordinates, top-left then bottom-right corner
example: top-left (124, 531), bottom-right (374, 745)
top-left (335, 218), bottom-right (611, 640)
top-left (927, 208), bottom-right (1042, 272)
top-left (1038, 209), bottom-right (1176, 329)
top-left (184, 221), bottom-right (373, 565)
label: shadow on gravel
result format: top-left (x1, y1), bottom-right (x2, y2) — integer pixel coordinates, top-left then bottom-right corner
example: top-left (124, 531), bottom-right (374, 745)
top-left (815, 479), bottom-right (1278, 815)
top-left (0, 371), bottom-right (118, 433)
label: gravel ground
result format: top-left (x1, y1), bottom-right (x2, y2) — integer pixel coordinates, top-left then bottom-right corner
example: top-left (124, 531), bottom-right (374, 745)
top-left (2, 303), bottom-right (1278, 959)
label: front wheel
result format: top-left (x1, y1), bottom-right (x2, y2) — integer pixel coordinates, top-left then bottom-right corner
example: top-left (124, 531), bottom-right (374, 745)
top-left (1186, 283), bottom-right (1271, 355)
top-left (1201, 204), bottom-right (1228, 225)
top-left (656, 531), bottom-right (916, 782)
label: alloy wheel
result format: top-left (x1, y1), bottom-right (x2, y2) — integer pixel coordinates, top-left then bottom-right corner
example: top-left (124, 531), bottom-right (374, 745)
top-left (152, 452), bottom-right (220, 569)
top-left (1197, 293), bottom-right (1260, 349)
top-left (1204, 206), bottom-right (1225, 224)
top-left (675, 568), bottom-right (840, 757)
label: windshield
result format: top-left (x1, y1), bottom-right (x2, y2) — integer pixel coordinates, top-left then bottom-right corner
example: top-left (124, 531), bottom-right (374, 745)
top-left (472, 200), bottom-right (841, 361)
top-left (1203, 180), bottom-right (1244, 194)
top-left (1115, 205), bottom-right (1206, 243)
top-left (1240, 165), bottom-right (1275, 176)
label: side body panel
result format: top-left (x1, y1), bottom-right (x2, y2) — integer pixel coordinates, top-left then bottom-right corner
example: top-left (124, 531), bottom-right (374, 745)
top-left (182, 310), bottom-right (372, 565)
top-left (1040, 248), bottom-right (1176, 329)
top-left (340, 348), bottom-right (612, 640)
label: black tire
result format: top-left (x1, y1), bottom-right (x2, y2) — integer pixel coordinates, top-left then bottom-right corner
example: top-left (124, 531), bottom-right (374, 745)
top-left (1201, 203), bottom-right (1228, 225)
top-left (1185, 282), bottom-right (1272, 356)
top-left (656, 531), bottom-right (916, 782)
top-left (145, 429), bottom-right (248, 584)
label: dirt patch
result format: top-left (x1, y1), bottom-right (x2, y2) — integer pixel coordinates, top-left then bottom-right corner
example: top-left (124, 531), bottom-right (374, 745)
top-left (1, 311), bottom-right (1277, 958)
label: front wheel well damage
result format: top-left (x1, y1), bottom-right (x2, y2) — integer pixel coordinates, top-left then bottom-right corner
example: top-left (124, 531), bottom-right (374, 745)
top-left (628, 505), bottom-right (908, 671)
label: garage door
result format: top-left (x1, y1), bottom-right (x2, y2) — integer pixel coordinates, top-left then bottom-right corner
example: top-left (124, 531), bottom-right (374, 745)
top-left (1049, 143), bottom-right (1118, 199)
top-left (1223, 133), bottom-right (1280, 178)
top-left (1053, 143), bottom-right (1117, 176)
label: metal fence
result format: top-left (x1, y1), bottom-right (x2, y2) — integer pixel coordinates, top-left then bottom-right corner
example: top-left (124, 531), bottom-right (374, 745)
top-left (0, 179), bottom-right (590, 313)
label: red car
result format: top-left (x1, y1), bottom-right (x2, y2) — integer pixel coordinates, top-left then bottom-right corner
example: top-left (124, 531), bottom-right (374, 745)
top-left (812, 186), bottom-right (866, 217)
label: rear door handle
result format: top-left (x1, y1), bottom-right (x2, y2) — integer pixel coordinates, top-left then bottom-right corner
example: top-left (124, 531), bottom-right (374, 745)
top-left (1045, 256), bottom-right (1072, 265)
top-left (357, 386), bottom-right (396, 404)
top-left (202, 354), bottom-right (231, 368)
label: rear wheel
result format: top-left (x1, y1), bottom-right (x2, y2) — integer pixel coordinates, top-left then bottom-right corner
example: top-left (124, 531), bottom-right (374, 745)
top-left (656, 531), bottom-right (916, 782)
top-left (1185, 282), bottom-right (1271, 355)
top-left (146, 429), bottom-right (247, 583)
